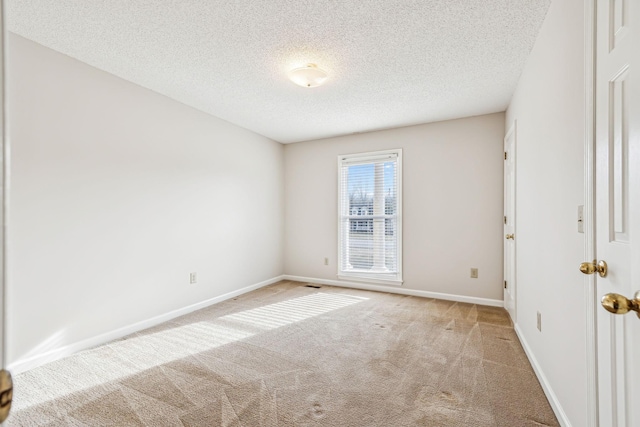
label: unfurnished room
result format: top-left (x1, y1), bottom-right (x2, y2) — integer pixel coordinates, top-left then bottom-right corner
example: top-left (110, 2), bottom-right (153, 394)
top-left (0, 0), bottom-right (638, 426)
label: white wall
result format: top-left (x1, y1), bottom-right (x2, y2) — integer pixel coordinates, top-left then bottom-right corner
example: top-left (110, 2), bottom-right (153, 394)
top-left (7, 34), bottom-right (284, 367)
top-left (506, 0), bottom-right (586, 425)
top-left (284, 113), bottom-right (505, 301)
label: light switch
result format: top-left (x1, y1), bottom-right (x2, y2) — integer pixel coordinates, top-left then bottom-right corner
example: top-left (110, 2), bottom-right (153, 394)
top-left (578, 205), bottom-right (584, 233)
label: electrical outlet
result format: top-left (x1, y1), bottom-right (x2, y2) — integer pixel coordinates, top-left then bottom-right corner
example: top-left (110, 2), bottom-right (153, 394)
top-left (537, 311), bottom-right (542, 331)
top-left (324, 257), bottom-right (329, 266)
top-left (189, 272), bottom-right (197, 284)
top-left (470, 268), bottom-right (478, 278)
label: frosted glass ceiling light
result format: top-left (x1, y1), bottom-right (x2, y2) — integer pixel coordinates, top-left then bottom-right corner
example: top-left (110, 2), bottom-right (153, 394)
top-left (288, 63), bottom-right (328, 88)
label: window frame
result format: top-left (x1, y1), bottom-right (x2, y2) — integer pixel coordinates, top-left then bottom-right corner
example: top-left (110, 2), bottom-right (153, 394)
top-left (337, 149), bottom-right (403, 286)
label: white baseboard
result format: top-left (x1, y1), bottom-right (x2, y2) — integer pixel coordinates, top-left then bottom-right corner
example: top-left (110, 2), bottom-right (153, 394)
top-left (8, 275), bottom-right (284, 375)
top-left (514, 324), bottom-right (571, 427)
top-left (282, 275), bottom-right (504, 307)
top-left (10, 274), bottom-right (502, 374)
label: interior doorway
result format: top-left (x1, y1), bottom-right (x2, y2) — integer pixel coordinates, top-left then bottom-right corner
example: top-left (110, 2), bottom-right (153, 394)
top-left (503, 121), bottom-right (517, 323)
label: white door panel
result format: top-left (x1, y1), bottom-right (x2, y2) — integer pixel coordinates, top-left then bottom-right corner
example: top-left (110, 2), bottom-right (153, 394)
top-left (504, 123), bottom-right (516, 322)
top-left (594, 0), bottom-right (640, 425)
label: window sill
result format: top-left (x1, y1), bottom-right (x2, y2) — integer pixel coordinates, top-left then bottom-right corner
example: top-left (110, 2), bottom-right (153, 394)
top-left (337, 273), bottom-right (403, 287)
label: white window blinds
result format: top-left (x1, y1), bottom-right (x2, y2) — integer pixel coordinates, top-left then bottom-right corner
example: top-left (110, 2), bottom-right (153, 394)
top-left (338, 149), bottom-right (402, 284)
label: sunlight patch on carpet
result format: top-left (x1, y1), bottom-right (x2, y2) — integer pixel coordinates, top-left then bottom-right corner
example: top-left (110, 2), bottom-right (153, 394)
top-left (14, 292), bottom-right (368, 411)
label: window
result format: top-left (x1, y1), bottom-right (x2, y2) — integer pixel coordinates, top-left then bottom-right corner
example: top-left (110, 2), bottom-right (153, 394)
top-left (338, 149), bottom-right (402, 285)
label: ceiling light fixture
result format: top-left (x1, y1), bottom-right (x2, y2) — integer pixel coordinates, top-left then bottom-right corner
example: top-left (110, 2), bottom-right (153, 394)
top-left (288, 63), bottom-right (328, 88)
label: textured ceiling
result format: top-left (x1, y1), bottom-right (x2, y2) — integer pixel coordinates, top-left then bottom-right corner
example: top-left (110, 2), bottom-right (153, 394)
top-left (7, 1), bottom-right (550, 143)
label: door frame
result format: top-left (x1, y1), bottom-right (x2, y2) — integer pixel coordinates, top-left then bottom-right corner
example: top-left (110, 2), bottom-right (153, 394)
top-left (584, 0), bottom-right (598, 425)
top-left (0, 0), bottom-right (6, 372)
top-left (0, 1), bottom-right (8, 424)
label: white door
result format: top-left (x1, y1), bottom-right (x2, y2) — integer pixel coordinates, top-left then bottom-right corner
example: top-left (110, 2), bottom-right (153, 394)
top-left (594, 0), bottom-right (640, 425)
top-left (503, 122), bottom-right (516, 322)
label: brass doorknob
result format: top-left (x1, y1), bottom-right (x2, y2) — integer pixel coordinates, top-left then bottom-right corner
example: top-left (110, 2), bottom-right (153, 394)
top-left (579, 260), bottom-right (608, 277)
top-left (505, 234), bottom-right (515, 240)
top-left (601, 292), bottom-right (640, 318)
top-left (0, 370), bottom-right (12, 423)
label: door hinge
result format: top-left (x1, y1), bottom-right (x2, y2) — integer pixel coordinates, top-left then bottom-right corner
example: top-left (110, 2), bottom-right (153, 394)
top-left (504, 216), bottom-right (507, 224)
top-left (504, 151), bottom-right (507, 160)
top-left (504, 280), bottom-right (507, 289)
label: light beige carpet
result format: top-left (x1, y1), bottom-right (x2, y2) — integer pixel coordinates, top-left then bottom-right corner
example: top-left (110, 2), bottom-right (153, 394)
top-left (9, 281), bottom-right (559, 426)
